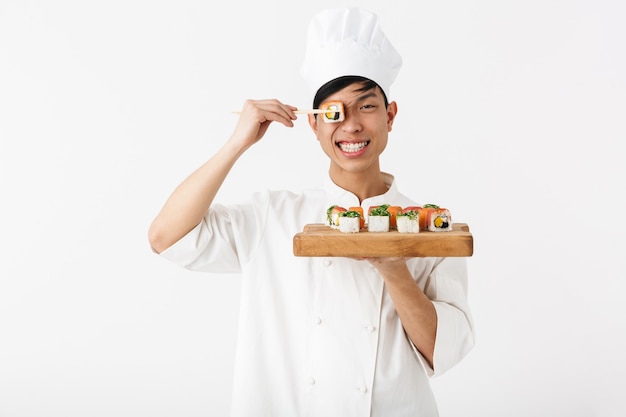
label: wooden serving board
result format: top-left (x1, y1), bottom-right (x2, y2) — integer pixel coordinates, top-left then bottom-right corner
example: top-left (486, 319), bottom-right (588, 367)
top-left (293, 223), bottom-right (473, 257)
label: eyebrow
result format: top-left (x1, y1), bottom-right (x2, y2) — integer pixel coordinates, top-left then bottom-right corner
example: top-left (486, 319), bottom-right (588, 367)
top-left (345, 91), bottom-right (378, 107)
top-left (355, 92), bottom-right (377, 102)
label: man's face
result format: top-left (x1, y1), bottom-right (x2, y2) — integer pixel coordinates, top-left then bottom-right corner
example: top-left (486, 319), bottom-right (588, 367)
top-left (308, 83), bottom-right (397, 176)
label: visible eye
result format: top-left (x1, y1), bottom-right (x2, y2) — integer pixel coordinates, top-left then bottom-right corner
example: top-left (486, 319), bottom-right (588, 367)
top-left (360, 104), bottom-right (376, 110)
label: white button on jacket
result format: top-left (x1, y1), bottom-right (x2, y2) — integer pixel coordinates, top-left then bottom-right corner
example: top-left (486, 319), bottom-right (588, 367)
top-left (161, 173), bottom-right (474, 417)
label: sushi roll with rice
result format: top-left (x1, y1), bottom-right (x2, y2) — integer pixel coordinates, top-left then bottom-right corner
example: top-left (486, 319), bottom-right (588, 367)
top-left (367, 204), bottom-right (390, 232)
top-left (427, 207), bottom-right (453, 232)
top-left (420, 204), bottom-right (453, 232)
top-left (326, 205), bottom-right (347, 229)
top-left (396, 207), bottom-right (421, 233)
top-left (348, 206), bottom-right (365, 229)
top-left (338, 210), bottom-right (362, 233)
top-left (321, 101), bottom-right (344, 123)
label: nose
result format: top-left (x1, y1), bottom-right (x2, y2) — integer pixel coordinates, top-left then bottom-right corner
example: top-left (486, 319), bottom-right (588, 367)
top-left (340, 108), bottom-right (362, 133)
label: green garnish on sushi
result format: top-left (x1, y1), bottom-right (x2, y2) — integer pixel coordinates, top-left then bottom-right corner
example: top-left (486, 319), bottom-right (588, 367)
top-left (369, 204), bottom-right (390, 216)
top-left (326, 205), bottom-right (337, 224)
top-left (339, 210), bottom-right (362, 218)
top-left (397, 210), bottom-right (419, 220)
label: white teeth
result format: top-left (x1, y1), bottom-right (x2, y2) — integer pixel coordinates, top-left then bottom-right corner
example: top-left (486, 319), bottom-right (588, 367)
top-left (338, 141), bottom-right (368, 152)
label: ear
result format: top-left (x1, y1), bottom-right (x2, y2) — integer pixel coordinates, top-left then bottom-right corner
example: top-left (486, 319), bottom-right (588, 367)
top-left (308, 114), bottom-right (319, 137)
top-left (386, 101), bottom-right (398, 132)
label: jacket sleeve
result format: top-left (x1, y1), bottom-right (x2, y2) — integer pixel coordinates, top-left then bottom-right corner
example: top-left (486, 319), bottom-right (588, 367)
top-left (158, 192), bottom-right (270, 274)
top-left (421, 257), bottom-right (475, 377)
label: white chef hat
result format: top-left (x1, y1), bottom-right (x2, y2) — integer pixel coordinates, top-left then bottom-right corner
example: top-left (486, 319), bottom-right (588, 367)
top-left (300, 7), bottom-right (403, 100)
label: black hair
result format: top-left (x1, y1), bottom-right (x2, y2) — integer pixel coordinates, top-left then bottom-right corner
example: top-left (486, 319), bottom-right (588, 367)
top-left (313, 75), bottom-right (389, 109)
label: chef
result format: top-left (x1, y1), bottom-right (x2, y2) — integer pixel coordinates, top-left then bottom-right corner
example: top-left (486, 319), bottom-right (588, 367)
top-left (148, 7), bottom-right (474, 416)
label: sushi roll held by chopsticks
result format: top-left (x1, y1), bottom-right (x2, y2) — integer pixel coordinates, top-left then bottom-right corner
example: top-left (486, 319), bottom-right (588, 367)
top-left (292, 101), bottom-right (345, 123)
top-left (233, 101), bottom-right (344, 123)
top-left (316, 101), bottom-right (344, 123)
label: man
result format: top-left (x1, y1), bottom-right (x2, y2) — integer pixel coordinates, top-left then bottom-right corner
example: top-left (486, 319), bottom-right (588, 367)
top-left (149, 7), bottom-right (474, 416)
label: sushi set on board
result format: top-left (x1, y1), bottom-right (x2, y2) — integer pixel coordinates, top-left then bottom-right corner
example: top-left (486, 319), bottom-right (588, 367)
top-left (293, 204), bottom-right (473, 258)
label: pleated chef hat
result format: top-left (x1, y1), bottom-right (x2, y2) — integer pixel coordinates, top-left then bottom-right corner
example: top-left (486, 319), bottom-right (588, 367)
top-left (300, 7), bottom-right (403, 100)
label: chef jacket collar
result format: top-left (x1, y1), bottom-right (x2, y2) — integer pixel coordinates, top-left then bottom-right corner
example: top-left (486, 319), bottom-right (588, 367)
top-left (323, 172), bottom-right (398, 209)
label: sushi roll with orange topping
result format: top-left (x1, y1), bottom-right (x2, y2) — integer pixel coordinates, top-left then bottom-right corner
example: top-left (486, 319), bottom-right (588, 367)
top-left (387, 205), bottom-right (402, 229)
top-left (428, 207), bottom-right (452, 232)
top-left (320, 101), bottom-right (344, 123)
top-left (420, 204), bottom-right (453, 232)
top-left (419, 204), bottom-right (438, 231)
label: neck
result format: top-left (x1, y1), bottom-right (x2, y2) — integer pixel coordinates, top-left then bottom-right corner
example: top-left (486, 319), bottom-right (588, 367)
top-left (329, 165), bottom-right (388, 203)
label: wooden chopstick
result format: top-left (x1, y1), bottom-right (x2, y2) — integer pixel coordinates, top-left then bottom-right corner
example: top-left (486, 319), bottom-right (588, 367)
top-left (233, 109), bottom-right (336, 115)
top-left (294, 109), bottom-right (334, 114)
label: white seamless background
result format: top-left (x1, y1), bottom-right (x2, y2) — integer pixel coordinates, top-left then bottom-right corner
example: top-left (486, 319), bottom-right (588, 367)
top-left (1, 1), bottom-right (625, 416)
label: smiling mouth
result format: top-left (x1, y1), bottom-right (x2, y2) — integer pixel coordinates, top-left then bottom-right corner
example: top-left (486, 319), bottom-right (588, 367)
top-left (337, 141), bottom-right (370, 153)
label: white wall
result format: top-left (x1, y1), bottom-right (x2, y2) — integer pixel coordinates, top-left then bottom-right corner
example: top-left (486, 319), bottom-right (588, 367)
top-left (1, 1), bottom-right (624, 416)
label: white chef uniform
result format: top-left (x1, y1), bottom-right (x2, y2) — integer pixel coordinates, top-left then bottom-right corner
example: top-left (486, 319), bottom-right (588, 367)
top-left (160, 173), bottom-right (474, 417)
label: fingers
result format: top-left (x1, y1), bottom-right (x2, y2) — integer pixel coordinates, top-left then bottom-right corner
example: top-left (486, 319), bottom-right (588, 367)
top-left (240, 99), bottom-right (298, 127)
top-left (229, 99), bottom-right (299, 150)
top-left (367, 257), bottom-right (408, 266)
